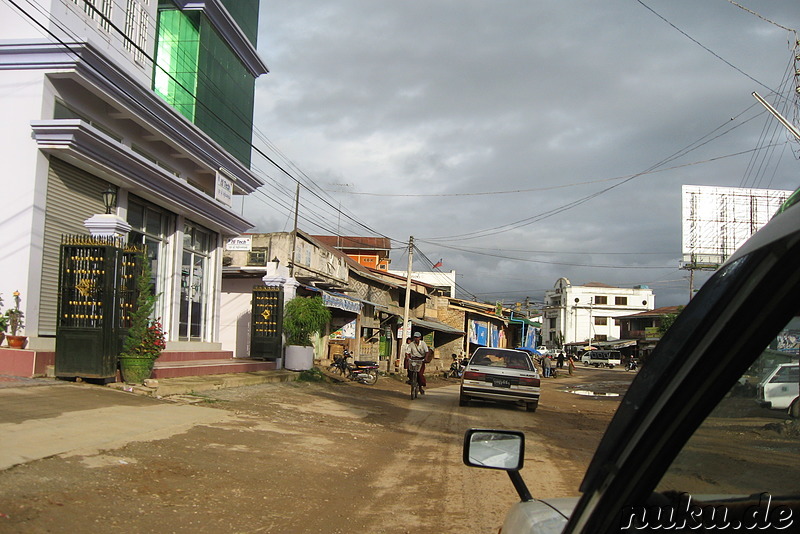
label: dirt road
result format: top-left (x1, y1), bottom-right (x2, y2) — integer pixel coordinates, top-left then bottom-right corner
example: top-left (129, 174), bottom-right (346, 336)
top-left (0, 368), bottom-right (631, 533)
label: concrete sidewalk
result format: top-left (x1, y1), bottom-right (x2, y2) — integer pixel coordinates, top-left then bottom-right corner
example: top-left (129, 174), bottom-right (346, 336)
top-left (0, 370), bottom-right (301, 471)
top-left (0, 383), bottom-right (230, 471)
top-left (109, 369), bottom-right (300, 397)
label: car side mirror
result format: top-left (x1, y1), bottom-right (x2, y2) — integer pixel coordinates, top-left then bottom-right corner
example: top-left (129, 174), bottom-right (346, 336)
top-left (463, 429), bottom-right (525, 470)
top-left (463, 429), bottom-right (533, 502)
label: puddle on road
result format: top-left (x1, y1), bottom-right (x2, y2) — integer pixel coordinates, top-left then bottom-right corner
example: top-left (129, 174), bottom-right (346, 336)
top-left (568, 390), bottom-right (620, 398)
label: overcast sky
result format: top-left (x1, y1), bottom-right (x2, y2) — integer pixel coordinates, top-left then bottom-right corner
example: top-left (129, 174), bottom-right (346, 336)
top-left (246, 1), bottom-right (799, 308)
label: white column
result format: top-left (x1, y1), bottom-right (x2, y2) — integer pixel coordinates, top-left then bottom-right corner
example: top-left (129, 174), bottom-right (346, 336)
top-left (83, 214), bottom-right (131, 239)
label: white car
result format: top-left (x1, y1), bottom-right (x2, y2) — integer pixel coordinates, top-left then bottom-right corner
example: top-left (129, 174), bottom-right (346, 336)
top-left (463, 186), bottom-right (800, 533)
top-left (757, 362), bottom-right (799, 411)
top-left (459, 347), bottom-right (541, 412)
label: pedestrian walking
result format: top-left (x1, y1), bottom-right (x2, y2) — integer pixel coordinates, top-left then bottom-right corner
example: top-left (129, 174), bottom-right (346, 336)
top-left (568, 355), bottom-right (576, 376)
top-left (543, 355), bottom-right (552, 378)
top-left (557, 351), bottom-right (565, 369)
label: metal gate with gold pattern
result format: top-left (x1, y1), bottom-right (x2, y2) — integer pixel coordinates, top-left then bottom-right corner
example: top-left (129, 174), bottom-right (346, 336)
top-left (251, 285), bottom-right (283, 360)
top-left (55, 235), bottom-right (141, 379)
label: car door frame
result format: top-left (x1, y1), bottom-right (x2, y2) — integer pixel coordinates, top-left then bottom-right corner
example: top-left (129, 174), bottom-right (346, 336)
top-left (563, 201), bottom-right (800, 534)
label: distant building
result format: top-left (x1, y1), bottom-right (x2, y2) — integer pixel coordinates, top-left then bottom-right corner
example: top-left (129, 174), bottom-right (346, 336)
top-left (616, 305), bottom-right (684, 360)
top-left (541, 278), bottom-right (654, 348)
top-left (311, 235), bottom-right (392, 271)
top-left (388, 270), bottom-right (457, 298)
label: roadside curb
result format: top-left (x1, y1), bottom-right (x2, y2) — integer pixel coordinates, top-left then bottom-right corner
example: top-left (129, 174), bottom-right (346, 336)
top-left (107, 370), bottom-right (300, 397)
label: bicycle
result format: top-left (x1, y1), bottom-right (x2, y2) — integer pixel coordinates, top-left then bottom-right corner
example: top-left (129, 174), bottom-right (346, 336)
top-left (408, 358), bottom-right (425, 399)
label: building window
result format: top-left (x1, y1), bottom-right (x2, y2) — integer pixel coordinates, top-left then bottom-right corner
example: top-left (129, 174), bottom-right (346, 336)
top-left (179, 221), bottom-right (214, 341)
top-left (71, 0), bottom-right (113, 31)
top-left (247, 250), bottom-right (267, 266)
top-left (549, 318), bottom-right (557, 329)
top-left (595, 335), bottom-right (608, 341)
top-left (128, 196), bottom-right (172, 321)
top-left (615, 296), bottom-right (628, 306)
top-left (594, 296), bottom-right (607, 305)
top-left (594, 317), bottom-right (608, 326)
top-left (124, 0), bottom-right (150, 64)
top-left (615, 319), bottom-right (621, 326)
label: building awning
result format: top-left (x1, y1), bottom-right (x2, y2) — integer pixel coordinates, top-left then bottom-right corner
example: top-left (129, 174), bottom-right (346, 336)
top-left (449, 304), bottom-right (506, 323)
top-left (595, 340), bottom-right (638, 349)
top-left (300, 285), bottom-right (389, 313)
top-left (301, 285), bottom-right (361, 313)
top-left (410, 317), bottom-right (464, 335)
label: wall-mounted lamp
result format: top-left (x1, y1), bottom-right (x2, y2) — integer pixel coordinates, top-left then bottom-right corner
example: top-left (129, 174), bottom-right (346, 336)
top-left (102, 185), bottom-right (117, 215)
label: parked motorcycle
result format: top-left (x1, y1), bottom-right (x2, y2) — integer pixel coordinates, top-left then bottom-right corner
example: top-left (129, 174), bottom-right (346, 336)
top-left (329, 350), bottom-right (379, 385)
top-left (445, 355), bottom-right (467, 379)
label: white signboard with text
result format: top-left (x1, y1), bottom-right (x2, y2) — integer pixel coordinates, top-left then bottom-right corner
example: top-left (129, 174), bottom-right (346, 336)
top-left (226, 236), bottom-right (252, 251)
top-left (215, 173), bottom-right (233, 207)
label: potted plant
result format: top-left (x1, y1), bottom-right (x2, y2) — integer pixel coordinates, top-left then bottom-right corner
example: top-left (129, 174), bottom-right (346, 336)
top-left (118, 255), bottom-right (166, 384)
top-left (0, 293), bottom-right (7, 346)
top-left (283, 296), bottom-right (330, 371)
top-left (5, 291), bottom-right (26, 349)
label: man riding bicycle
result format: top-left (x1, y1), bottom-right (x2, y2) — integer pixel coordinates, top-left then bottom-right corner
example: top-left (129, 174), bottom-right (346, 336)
top-left (405, 331), bottom-right (430, 394)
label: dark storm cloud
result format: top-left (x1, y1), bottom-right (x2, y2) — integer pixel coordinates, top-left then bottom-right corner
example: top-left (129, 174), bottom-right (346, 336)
top-left (251, 1), bottom-right (799, 306)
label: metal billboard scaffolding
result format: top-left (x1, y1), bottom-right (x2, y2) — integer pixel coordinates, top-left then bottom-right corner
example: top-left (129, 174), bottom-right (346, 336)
top-left (681, 185), bottom-right (792, 297)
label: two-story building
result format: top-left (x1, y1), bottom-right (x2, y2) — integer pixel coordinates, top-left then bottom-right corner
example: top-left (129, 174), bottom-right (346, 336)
top-left (541, 278), bottom-right (655, 349)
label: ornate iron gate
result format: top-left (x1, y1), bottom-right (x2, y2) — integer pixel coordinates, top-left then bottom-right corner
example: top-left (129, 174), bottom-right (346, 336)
top-left (251, 285), bottom-right (283, 360)
top-left (55, 236), bottom-right (141, 379)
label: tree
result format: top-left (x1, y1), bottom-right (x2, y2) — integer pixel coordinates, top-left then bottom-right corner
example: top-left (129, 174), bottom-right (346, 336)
top-left (658, 306), bottom-right (684, 337)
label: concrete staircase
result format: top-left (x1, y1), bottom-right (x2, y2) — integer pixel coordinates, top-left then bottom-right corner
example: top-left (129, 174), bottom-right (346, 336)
top-left (152, 351), bottom-right (277, 379)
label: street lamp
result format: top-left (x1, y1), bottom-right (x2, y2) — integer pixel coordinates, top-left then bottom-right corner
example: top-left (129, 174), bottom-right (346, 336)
top-left (102, 186), bottom-right (117, 215)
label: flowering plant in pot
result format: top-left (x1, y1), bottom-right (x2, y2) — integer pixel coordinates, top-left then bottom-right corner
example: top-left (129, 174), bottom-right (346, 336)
top-left (0, 294), bottom-right (7, 346)
top-left (283, 296), bottom-right (330, 370)
top-left (4, 291), bottom-right (26, 349)
top-left (118, 255), bottom-right (165, 383)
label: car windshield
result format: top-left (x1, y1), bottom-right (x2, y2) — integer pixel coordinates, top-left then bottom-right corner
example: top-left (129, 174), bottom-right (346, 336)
top-left (470, 350), bottom-right (533, 370)
top-left (656, 314), bottom-right (800, 499)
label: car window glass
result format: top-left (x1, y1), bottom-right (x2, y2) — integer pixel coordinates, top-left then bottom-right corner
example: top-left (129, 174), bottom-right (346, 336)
top-left (470, 350), bottom-right (532, 370)
top-left (771, 366), bottom-right (799, 383)
top-left (656, 314), bottom-right (800, 499)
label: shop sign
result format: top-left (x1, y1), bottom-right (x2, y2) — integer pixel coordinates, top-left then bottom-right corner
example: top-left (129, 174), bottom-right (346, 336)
top-left (323, 292), bottom-right (362, 314)
top-left (215, 173), bottom-right (233, 207)
top-left (226, 236), bottom-right (252, 251)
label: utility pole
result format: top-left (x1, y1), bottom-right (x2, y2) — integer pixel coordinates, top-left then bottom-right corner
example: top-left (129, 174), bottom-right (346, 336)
top-left (752, 92), bottom-right (800, 142)
top-left (399, 236), bottom-right (413, 372)
top-left (289, 183), bottom-right (299, 277)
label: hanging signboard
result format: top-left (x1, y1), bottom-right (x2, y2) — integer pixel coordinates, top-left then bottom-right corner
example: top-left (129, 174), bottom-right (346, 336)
top-left (215, 173), bottom-right (233, 207)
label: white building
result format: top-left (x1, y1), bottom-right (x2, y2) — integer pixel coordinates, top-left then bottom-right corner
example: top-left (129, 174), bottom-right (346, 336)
top-left (541, 278), bottom-right (654, 348)
top-left (0, 1), bottom-right (267, 362)
top-left (388, 269), bottom-right (457, 297)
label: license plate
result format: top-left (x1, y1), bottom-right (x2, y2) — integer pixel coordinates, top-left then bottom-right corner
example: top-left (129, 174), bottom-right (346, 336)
top-left (493, 378), bottom-right (511, 388)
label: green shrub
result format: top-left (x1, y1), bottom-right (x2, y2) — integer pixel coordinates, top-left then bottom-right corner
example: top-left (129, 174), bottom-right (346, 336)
top-left (297, 367), bottom-right (327, 382)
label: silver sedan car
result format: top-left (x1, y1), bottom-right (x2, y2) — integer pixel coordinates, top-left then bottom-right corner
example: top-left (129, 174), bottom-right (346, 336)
top-left (459, 347), bottom-right (540, 412)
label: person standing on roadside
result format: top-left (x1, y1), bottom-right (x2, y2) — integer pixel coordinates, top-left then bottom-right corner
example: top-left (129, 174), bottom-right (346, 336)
top-left (543, 354), bottom-right (552, 378)
top-left (557, 351), bottom-right (565, 369)
top-left (402, 337), bottom-right (412, 380)
top-left (407, 331), bottom-right (430, 394)
top-left (568, 355), bottom-right (576, 376)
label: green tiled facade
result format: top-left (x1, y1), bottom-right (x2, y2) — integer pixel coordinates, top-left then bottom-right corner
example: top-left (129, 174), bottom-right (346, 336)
top-left (153, 1), bottom-right (257, 167)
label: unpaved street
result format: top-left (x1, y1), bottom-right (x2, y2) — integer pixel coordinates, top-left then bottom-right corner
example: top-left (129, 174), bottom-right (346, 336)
top-left (0, 368), bottom-right (631, 533)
